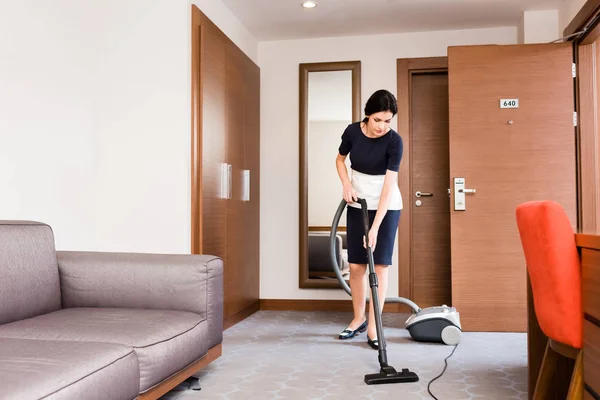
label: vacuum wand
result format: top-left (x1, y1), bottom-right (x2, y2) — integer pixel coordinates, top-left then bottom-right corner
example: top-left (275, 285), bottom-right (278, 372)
top-left (356, 198), bottom-right (419, 385)
top-left (358, 199), bottom-right (388, 366)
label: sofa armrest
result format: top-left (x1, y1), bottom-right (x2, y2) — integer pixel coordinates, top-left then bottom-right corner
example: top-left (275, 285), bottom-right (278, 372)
top-left (57, 251), bottom-right (224, 347)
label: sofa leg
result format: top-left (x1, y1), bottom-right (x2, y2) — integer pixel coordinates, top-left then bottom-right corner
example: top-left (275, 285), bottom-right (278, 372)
top-left (185, 376), bottom-right (201, 391)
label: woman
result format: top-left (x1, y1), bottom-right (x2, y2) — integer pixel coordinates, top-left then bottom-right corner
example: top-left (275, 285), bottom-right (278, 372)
top-left (335, 89), bottom-right (403, 350)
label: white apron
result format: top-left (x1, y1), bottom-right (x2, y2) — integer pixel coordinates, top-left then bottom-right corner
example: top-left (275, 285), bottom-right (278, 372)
top-left (347, 169), bottom-right (403, 211)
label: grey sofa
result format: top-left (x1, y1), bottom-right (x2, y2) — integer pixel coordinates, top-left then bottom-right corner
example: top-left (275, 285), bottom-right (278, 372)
top-left (0, 221), bottom-right (224, 400)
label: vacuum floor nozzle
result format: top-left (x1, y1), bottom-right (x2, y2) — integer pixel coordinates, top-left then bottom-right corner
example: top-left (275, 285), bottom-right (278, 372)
top-left (364, 366), bottom-right (419, 385)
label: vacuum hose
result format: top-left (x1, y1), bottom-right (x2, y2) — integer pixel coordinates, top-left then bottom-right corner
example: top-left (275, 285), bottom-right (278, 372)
top-left (329, 199), bottom-right (421, 313)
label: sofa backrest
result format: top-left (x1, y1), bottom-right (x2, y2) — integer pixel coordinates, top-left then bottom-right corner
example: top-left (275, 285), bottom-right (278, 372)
top-left (0, 221), bottom-right (61, 324)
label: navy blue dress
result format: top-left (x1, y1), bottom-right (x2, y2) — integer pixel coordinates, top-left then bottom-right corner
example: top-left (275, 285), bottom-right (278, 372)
top-left (338, 122), bottom-right (403, 266)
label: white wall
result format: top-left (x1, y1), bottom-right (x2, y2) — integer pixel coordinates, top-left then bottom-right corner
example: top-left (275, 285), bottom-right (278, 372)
top-left (191, 0), bottom-right (258, 64)
top-left (259, 26), bottom-right (518, 300)
top-left (0, 1), bottom-right (96, 249)
top-left (519, 10), bottom-right (560, 43)
top-left (0, 0), bottom-right (258, 253)
top-left (560, 0), bottom-right (587, 35)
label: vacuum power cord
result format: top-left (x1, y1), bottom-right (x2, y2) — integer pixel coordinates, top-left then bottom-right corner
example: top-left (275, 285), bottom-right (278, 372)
top-left (427, 344), bottom-right (459, 400)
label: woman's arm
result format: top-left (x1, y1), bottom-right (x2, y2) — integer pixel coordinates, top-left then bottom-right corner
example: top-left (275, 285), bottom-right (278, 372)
top-left (336, 153), bottom-right (357, 203)
top-left (372, 169), bottom-right (397, 231)
top-left (366, 169), bottom-right (397, 250)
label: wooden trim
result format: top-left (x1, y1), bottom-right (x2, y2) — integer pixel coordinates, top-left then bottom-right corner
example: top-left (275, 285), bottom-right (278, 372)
top-left (565, 0), bottom-right (600, 38)
top-left (577, 233), bottom-right (600, 250)
top-left (396, 57), bottom-right (449, 306)
top-left (299, 60), bottom-right (361, 289)
top-left (260, 299), bottom-right (409, 313)
top-left (309, 226), bottom-right (346, 232)
top-left (407, 57), bottom-right (448, 71)
top-left (397, 58), bottom-right (412, 302)
top-left (224, 301), bottom-right (260, 330)
top-left (190, 5), bottom-right (203, 255)
top-left (577, 44), bottom-right (600, 233)
top-left (581, 22), bottom-right (600, 46)
top-left (138, 344), bottom-right (222, 400)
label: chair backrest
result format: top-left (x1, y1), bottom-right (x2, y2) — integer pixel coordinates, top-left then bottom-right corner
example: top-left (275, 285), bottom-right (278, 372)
top-left (515, 201), bottom-right (582, 348)
top-left (0, 221), bottom-right (62, 325)
top-left (308, 232), bottom-right (342, 272)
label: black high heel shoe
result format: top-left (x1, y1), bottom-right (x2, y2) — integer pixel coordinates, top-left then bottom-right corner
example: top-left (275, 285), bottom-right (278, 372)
top-left (338, 320), bottom-right (367, 340)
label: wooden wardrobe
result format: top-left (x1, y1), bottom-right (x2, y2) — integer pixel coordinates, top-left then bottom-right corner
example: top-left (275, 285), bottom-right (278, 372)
top-left (191, 6), bottom-right (260, 328)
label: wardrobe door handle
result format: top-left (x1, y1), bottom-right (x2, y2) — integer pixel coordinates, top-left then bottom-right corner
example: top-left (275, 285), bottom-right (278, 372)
top-left (227, 164), bottom-right (232, 199)
top-left (242, 170), bottom-right (250, 201)
top-left (219, 163), bottom-right (228, 199)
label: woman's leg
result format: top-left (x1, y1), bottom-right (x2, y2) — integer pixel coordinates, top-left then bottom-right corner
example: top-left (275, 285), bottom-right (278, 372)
top-left (367, 265), bottom-right (389, 339)
top-left (343, 206), bottom-right (369, 332)
top-left (348, 262), bottom-right (367, 329)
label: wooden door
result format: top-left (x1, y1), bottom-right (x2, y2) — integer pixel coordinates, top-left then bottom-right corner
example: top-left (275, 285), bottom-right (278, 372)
top-left (448, 43), bottom-right (577, 332)
top-left (411, 72), bottom-right (452, 308)
top-left (199, 21), bottom-right (227, 275)
top-left (225, 44), bottom-right (247, 318)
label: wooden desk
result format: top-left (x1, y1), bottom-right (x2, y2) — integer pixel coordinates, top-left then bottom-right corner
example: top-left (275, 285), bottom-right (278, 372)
top-left (527, 233), bottom-right (600, 400)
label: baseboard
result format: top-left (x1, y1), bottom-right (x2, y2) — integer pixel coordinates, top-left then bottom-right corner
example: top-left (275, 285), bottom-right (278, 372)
top-left (260, 299), bottom-right (411, 313)
top-left (224, 301), bottom-right (260, 330)
top-left (222, 299), bottom-right (412, 330)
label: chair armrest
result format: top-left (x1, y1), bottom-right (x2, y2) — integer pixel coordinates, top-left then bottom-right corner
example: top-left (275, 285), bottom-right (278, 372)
top-left (56, 251), bottom-right (223, 319)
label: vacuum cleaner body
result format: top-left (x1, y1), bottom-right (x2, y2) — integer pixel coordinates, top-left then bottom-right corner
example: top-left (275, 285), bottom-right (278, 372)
top-left (405, 305), bottom-right (462, 345)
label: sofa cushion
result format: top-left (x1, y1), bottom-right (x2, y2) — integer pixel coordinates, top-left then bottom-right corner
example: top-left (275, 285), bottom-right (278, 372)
top-left (0, 337), bottom-right (139, 400)
top-left (0, 308), bottom-right (208, 392)
top-left (0, 221), bottom-right (61, 325)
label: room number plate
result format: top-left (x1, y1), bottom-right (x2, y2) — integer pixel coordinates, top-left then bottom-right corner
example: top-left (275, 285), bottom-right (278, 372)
top-left (500, 99), bottom-right (519, 108)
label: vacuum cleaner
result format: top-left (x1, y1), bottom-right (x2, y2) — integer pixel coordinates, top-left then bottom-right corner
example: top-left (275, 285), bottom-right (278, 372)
top-left (354, 198), bottom-right (419, 385)
top-left (330, 198), bottom-right (462, 347)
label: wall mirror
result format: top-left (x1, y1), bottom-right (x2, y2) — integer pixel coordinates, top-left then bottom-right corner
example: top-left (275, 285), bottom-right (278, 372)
top-left (299, 60), bottom-right (361, 289)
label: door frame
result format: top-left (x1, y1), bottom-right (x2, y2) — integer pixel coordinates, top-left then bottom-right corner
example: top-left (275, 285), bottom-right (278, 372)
top-left (568, 0), bottom-right (600, 233)
top-left (191, 5), bottom-right (206, 255)
top-left (396, 57), bottom-right (448, 309)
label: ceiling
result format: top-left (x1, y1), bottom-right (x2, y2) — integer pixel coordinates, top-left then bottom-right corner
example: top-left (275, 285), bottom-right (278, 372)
top-left (221, 0), bottom-right (562, 41)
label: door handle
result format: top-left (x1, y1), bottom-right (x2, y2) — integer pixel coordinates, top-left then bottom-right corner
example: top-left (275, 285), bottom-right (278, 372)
top-left (415, 191), bottom-right (433, 197)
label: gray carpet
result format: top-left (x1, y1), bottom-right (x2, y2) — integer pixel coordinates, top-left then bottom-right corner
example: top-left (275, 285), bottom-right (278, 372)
top-left (163, 310), bottom-right (527, 399)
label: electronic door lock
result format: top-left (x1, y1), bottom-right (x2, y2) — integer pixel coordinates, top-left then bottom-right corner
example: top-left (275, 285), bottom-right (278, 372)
top-left (454, 177), bottom-right (476, 211)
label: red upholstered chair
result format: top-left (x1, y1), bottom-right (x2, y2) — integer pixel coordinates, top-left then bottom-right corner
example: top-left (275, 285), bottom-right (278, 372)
top-left (515, 200), bottom-right (583, 400)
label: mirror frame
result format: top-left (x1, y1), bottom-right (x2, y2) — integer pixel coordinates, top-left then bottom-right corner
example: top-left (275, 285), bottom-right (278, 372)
top-left (299, 60), bottom-right (362, 289)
